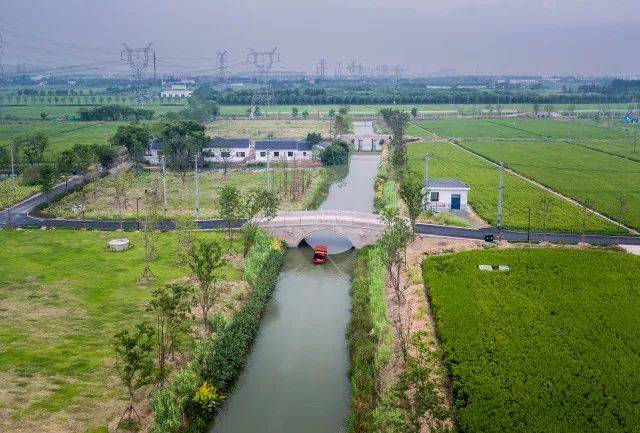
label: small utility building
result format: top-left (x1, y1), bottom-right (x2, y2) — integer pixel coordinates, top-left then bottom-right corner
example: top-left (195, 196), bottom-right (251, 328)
top-left (423, 179), bottom-right (470, 213)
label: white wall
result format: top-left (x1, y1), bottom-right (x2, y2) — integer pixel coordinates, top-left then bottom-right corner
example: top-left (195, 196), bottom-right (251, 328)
top-left (254, 149), bottom-right (312, 162)
top-left (204, 148), bottom-right (249, 163)
top-left (423, 187), bottom-right (469, 212)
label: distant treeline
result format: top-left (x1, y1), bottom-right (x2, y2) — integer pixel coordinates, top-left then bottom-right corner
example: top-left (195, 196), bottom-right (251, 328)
top-left (579, 79), bottom-right (640, 96)
top-left (78, 104), bottom-right (154, 121)
top-left (193, 83), bottom-right (637, 106)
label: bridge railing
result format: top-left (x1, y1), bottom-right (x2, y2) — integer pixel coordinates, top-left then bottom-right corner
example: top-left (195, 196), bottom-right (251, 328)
top-left (260, 210), bottom-right (387, 229)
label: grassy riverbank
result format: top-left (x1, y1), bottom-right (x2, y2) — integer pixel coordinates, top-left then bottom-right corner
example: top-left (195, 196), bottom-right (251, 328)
top-left (423, 247), bottom-right (640, 433)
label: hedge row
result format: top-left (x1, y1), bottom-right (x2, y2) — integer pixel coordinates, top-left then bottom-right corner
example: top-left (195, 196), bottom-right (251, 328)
top-left (150, 229), bottom-right (285, 433)
top-left (347, 245), bottom-right (392, 432)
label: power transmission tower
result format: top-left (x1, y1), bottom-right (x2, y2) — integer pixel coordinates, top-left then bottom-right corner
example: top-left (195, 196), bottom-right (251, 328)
top-left (317, 58), bottom-right (327, 78)
top-left (216, 50), bottom-right (228, 82)
top-left (120, 43), bottom-right (154, 80)
top-left (392, 65), bottom-right (402, 104)
top-left (334, 62), bottom-right (343, 79)
top-left (247, 47), bottom-right (279, 77)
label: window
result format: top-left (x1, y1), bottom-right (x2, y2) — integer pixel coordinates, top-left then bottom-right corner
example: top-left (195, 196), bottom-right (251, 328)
top-left (430, 192), bottom-right (439, 202)
top-left (273, 151), bottom-right (280, 157)
top-left (221, 151), bottom-right (231, 158)
top-left (287, 151), bottom-right (294, 157)
top-left (236, 152), bottom-right (245, 157)
top-left (260, 151), bottom-right (266, 157)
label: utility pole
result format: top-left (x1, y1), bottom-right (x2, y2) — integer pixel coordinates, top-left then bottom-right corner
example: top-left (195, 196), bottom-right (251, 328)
top-left (161, 156), bottom-right (168, 216)
top-left (497, 162), bottom-right (504, 228)
top-left (423, 153), bottom-right (430, 184)
top-left (10, 141), bottom-right (16, 197)
top-left (216, 50), bottom-right (228, 82)
top-left (527, 207), bottom-right (531, 243)
top-left (194, 154), bottom-right (200, 218)
top-left (266, 150), bottom-right (272, 192)
top-left (634, 131), bottom-right (638, 154)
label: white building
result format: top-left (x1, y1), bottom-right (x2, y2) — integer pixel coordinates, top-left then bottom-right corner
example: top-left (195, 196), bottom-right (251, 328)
top-left (143, 139), bottom-right (164, 165)
top-left (203, 138), bottom-right (252, 164)
top-left (254, 140), bottom-right (314, 162)
top-left (160, 84), bottom-right (193, 98)
top-left (423, 179), bottom-right (470, 213)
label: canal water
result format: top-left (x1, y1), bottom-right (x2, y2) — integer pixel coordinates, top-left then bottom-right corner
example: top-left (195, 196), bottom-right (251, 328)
top-left (211, 153), bottom-right (380, 433)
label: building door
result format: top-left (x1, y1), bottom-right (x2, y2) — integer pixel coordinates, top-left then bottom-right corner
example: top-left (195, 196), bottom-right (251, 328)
top-left (451, 194), bottom-right (461, 210)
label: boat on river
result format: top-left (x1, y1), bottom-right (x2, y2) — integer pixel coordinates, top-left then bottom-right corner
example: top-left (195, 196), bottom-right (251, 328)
top-left (312, 245), bottom-right (328, 264)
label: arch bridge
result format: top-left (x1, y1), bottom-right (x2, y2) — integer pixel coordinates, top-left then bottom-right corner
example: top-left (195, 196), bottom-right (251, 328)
top-left (257, 210), bottom-right (387, 249)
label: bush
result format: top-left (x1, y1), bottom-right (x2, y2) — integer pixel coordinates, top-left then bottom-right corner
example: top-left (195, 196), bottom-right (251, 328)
top-left (320, 141), bottom-right (350, 165)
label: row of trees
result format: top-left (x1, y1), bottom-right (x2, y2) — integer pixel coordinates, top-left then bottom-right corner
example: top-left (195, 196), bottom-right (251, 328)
top-left (78, 104), bottom-right (155, 121)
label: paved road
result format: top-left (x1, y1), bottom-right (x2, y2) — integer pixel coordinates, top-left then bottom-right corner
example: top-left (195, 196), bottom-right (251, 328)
top-left (3, 184), bottom-right (640, 246)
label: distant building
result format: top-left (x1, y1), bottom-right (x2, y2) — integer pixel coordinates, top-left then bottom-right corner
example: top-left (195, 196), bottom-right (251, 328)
top-left (422, 179), bottom-right (470, 213)
top-left (254, 140), bottom-right (314, 162)
top-left (144, 139), bottom-right (164, 165)
top-left (203, 138), bottom-right (252, 164)
top-left (160, 84), bottom-right (193, 98)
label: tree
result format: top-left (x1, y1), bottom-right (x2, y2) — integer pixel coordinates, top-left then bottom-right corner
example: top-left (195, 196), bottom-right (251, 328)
top-left (40, 112), bottom-right (48, 121)
top-left (306, 132), bottom-right (322, 145)
top-left (110, 123), bottom-right (150, 165)
top-left (330, 113), bottom-right (353, 137)
top-left (320, 141), bottom-right (350, 165)
top-left (71, 144), bottom-right (95, 179)
top-left (93, 144), bottom-right (117, 173)
top-left (301, 110), bottom-right (309, 119)
top-left (380, 109), bottom-right (410, 169)
top-left (147, 283), bottom-right (193, 386)
top-left (56, 149), bottom-right (76, 191)
top-left (160, 120), bottom-right (206, 182)
top-left (241, 188), bottom-right (278, 256)
top-left (291, 107), bottom-right (299, 117)
top-left (114, 322), bottom-right (155, 429)
top-left (17, 133), bottom-right (49, 165)
top-left (410, 107), bottom-right (418, 118)
top-left (218, 185), bottom-right (242, 246)
top-left (38, 164), bottom-right (57, 198)
top-left (338, 105), bottom-right (349, 115)
top-left (399, 174), bottom-right (424, 231)
top-left (187, 239), bottom-right (227, 333)
top-left (328, 108), bottom-right (336, 118)
top-left (379, 217), bottom-right (412, 303)
top-left (544, 104), bottom-right (554, 116)
top-left (533, 103), bottom-right (540, 115)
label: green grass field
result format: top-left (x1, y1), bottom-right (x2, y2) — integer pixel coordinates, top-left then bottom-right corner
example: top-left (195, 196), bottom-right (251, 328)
top-left (0, 121), bottom-right (125, 157)
top-left (459, 139), bottom-right (640, 229)
top-left (406, 140), bottom-right (621, 233)
top-left (0, 229), bottom-right (240, 433)
top-left (423, 248), bottom-right (640, 433)
top-left (0, 104), bottom-right (184, 120)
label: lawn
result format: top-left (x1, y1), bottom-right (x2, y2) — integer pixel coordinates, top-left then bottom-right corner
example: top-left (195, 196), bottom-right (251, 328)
top-left (406, 141), bottom-right (622, 233)
top-left (42, 167), bottom-right (332, 220)
top-left (422, 248), bottom-right (640, 433)
top-left (206, 118), bottom-right (330, 139)
top-left (458, 140), bottom-right (640, 230)
top-left (0, 229), bottom-right (241, 433)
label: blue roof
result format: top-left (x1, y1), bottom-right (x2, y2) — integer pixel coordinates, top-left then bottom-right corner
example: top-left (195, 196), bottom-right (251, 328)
top-left (205, 137), bottom-right (251, 149)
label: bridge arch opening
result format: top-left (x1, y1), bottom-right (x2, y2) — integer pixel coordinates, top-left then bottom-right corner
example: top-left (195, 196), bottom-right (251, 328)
top-left (298, 229), bottom-right (355, 254)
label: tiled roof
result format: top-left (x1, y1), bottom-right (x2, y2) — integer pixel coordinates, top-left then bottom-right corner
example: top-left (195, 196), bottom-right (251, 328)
top-left (255, 140), bottom-right (311, 151)
top-left (204, 137), bottom-right (251, 149)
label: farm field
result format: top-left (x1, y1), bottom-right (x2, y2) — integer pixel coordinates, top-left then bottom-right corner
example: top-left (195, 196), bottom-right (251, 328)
top-left (422, 248), bottom-right (640, 433)
top-left (406, 140), bottom-right (622, 233)
top-left (0, 229), bottom-right (241, 433)
top-left (0, 104), bottom-right (184, 120)
top-left (459, 139), bottom-right (640, 230)
top-left (43, 167), bottom-right (333, 220)
top-left (411, 118), bottom-right (637, 140)
top-left (0, 121), bottom-right (125, 156)
top-left (206, 118), bottom-right (330, 139)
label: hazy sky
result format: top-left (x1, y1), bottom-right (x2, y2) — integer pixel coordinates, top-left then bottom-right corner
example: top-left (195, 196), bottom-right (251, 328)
top-left (2, 0), bottom-right (640, 76)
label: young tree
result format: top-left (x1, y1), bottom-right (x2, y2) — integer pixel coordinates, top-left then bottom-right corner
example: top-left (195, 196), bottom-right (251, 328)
top-left (544, 104), bottom-right (554, 116)
top-left (533, 103), bottom-right (540, 115)
top-left (110, 123), bottom-right (150, 165)
top-left (147, 283), bottom-right (193, 386)
top-left (291, 106), bottom-right (299, 117)
top-left (338, 105), bottom-right (350, 115)
top-left (399, 174), bottom-right (424, 231)
top-left (379, 217), bottom-right (413, 303)
top-left (40, 112), bottom-right (48, 121)
top-left (301, 109), bottom-right (310, 119)
top-left (380, 108), bottom-right (410, 169)
top-left (17, 132), bottom-right (49, 165)
top-left (187, 239), bottom-right (227, 333)
top-left (93, 144), bottom-right (117, 173)
top-left (306, 132), bottom-right (322, 145)
top-left (218, 185), bottom-right (242, 246)
top-left (410, 107), bottom-right (418, 118)
top-left (56, 149), bottom-right (76, 191)
top-left (71, 144), bottom-right (95, 180)
top-left (160, 120), bottom-right (206, 182)
top-left (38, 164), bottom-right (57, 198)
top-left (241, 188), bottom-right (278, 256)
top-left (330, 113), bottom-right (353, 137)
top-left (114, 322), bottom-right (155, 428)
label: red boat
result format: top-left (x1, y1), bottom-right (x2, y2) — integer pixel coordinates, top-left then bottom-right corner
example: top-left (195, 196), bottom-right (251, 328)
top-left (312, 245), bottom-right (328, 264)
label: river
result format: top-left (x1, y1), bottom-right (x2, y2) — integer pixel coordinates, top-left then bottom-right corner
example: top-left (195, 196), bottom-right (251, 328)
top-left (211, 151), bottom-right (380, 433)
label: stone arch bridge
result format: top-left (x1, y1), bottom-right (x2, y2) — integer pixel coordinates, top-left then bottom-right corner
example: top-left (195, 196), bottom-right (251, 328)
top-left (257, 210), bottom-right (387, 249)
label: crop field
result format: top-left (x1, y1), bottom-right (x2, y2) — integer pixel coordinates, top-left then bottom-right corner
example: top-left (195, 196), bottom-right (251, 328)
top-left (0, 121), bottom-right (125, 156)
top-left (422, 248), bottom-right (640, 433)
top-left (0, 104), bottom-right (184, 120)
top-left (459, 140), bottom-right (640, 230)
top-left (206, 118), bottom-right (330, 139)
top-left (406, 141), bottom-right (621, 233)
top-left (411, 118), bottom-right (637, 140)
top-left (43, 167), bottom-right (331, 220)
top-left (0, 229), bottom-right (241, 433)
